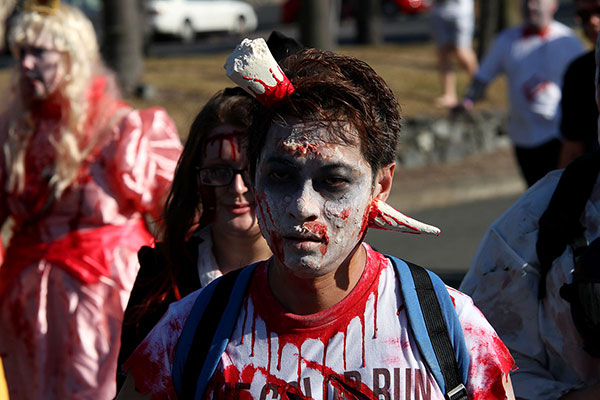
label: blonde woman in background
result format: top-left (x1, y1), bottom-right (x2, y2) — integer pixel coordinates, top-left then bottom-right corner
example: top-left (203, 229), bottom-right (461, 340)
top-left (0, 1), bottom-right (182, 399)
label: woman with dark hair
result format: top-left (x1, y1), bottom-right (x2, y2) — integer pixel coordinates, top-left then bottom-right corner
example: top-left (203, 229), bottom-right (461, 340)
top-left (116, 88), bottom-right (272, 390)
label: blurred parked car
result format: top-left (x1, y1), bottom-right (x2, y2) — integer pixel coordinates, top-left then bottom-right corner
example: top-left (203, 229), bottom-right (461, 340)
top-left (147, 0), bottom-right (258, 42)
top-left (281, 0), bottom-right (431, 24)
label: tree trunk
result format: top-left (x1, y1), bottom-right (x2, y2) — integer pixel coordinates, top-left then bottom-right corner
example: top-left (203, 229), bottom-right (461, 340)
top-left (102, 0), bottom-right (144, 95)
top-left (300, 0), bottom-right (336, 50)
top-left (356, 0), bottom-right (381, 45)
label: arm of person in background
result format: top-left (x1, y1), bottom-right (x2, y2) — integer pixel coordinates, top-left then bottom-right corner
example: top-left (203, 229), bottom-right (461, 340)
top-left (107, 107), bottom-right (182, 221)
top-left (451, 28), bottom-right (509, 117)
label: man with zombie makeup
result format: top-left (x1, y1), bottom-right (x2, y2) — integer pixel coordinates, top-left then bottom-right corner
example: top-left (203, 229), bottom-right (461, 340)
top-left (460, 32), bottom-right (600, 400)
top-left (117, 38), bottom-right (515, 400)
top-left (0, 1), bottom-right (182, 399)
top-left (455, 0), bottom-right (584, 187)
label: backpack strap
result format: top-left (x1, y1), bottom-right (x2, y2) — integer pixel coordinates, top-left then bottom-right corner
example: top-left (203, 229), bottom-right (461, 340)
top-left (171, 262), bottom-right (259, 399)
top-left (388, 255), bottom-right (470, 400)
top-left (536, 151), bottom-right (600, 298)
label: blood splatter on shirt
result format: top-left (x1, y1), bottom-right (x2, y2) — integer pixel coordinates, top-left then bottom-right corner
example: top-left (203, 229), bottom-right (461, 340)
top-left (125, 243), bottom-right (514, 399)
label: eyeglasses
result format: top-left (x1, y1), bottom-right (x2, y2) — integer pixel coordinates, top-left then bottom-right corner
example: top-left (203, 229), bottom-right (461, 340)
top-left (197, 166), bottom-right (251, 186)
top-left (577, 7), bottom-right (600, 21)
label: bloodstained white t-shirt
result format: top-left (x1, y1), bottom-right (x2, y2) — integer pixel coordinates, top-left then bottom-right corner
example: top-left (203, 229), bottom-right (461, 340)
top-left (125, 243), bottom-right (514, 399)
top-left (475, 21), bottom-right (584, 147)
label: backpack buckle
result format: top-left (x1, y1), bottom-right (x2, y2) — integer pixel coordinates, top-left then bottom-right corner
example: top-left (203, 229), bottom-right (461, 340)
top-left (445, 383), bottom-right (468, 400)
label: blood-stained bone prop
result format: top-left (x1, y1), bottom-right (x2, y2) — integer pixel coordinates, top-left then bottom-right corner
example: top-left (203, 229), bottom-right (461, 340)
top-left (224, 39), bottom-right (441, 238)
top-left (368, 199), bottom-right (441, 236)
top-left (224, 38), bottom-right (294, 108)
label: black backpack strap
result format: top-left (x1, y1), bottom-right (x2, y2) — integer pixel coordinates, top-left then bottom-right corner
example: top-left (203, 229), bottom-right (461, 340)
top-left (536, 151), bottom-right (600, 298)
top-left (405, 260), bottom-right (468, 400)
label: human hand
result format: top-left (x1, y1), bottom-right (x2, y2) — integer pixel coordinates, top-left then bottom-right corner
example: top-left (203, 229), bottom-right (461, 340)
top-left (450, 98), bottom-right (473, 119)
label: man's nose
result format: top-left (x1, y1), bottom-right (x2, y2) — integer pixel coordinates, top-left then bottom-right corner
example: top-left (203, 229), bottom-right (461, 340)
top-left (287, 182), bottom-right (319, 222)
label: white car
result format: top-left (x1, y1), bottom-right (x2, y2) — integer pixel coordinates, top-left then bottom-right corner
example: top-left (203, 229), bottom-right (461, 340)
top-left (147, 0), bottom-right (258, 42)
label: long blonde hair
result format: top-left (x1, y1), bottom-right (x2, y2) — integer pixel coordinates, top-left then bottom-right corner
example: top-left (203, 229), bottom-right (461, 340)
top-left (4, 4), bottom-right (106, 199)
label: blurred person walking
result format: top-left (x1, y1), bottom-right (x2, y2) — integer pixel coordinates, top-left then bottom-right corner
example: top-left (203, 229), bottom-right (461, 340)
top-left (0, 1), bottom-right (182, 399)
top-left (429, 0), bottom-right (479, 108)
top-left (455, 0), bottom-right (585, 186)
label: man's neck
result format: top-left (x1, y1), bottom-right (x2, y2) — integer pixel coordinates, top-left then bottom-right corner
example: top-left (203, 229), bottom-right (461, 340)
top-left (267, 244), bottom-right (367, 315)
top-left (211, 227), bottom-right (272, 275)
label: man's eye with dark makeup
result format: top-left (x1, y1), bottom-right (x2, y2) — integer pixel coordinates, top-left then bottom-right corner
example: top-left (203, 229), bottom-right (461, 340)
top-left (316, 175), bottom-right (351, 194)
top-left (267, 166), bottom-right (294, 183)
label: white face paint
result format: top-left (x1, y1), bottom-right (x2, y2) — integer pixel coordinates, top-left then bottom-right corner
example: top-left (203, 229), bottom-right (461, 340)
top-left (18, 33), bottom-right (66, 101)
top-left (523, 0), bottom-right (557, 30)
top-left (255, 121), bottom-right (375, 278)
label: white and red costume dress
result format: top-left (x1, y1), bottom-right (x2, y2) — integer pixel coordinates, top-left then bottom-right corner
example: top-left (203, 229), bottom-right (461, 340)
top-left (125, 243), bottom-right (515, 400)
top-left (0, 77), bottom-right (182, 400)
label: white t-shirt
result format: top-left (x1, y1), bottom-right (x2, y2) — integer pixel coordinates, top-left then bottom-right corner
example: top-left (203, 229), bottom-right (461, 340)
top-left (460, 170), bottom-right (600, 399)
top-left (125, 243), bottom-right (514, 399)
top-left (432, 0), bottom-right (474, 17)
top-left (475, 21), bottom-right (584, 147)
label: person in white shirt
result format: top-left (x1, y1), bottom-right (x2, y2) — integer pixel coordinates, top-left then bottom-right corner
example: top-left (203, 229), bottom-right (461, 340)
top-left (456, 0), bottom-right (585, 186)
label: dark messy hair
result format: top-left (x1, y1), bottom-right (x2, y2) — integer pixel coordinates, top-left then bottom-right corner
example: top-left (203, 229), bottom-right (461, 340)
top-left (131, 88), bottom-right (253, 319)
top-left (248, 48), bottom-right (402, 180)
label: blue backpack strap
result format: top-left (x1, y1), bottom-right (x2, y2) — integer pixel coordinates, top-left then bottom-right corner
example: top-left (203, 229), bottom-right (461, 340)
top-left (387, 255), bottom-right (470, 399)
top-left (171, 262), bottom-right (259, 399)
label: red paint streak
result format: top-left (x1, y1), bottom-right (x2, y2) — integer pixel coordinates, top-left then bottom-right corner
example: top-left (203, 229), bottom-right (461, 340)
top-left (373, 285), bottom-right (379, 339)
top-left (256, 192), bottom-right (285, 264)
top-left (368, 203), bottom-right (419, 232)
top-left (276, 339), bottom-right (283, 371)
top-left (343, 330), bottom-right (347, 371)
top-left (303, 359), bottom-right (379, 400)
top-left (360, 311), bottom-right (366, 367)
top-left (203, 131), bottom-right (244, 160)
top-left (242, 66), bottom-right (295, 108)
top-left (304, 221), bottom-right (329, 257)
top-left (465, 324), bottom-right (515, 400)
top-left (251, 307), bottom-right (256, 357)
top-left (359, 201), bottom-right (374, 237)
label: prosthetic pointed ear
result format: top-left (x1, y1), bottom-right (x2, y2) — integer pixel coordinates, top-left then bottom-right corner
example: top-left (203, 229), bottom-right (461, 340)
top-left (224, 37), bottom-right (295, 108)
top-left (368, 199), bottom-right (441, 236)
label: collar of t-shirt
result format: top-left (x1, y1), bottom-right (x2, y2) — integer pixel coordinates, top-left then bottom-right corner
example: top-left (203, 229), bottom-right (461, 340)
top-left (194, 225), bottom-right (222, 287)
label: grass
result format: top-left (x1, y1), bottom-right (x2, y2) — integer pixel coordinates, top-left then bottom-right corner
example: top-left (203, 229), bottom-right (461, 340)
top-left (0, 42), bottom-right (508, 140)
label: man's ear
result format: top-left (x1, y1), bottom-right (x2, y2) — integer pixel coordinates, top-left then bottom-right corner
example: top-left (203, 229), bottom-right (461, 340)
top-left (373, 163), bottom-right (395, 202)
